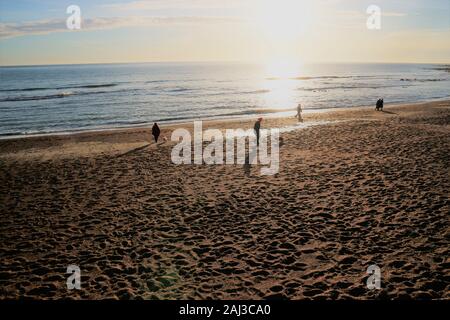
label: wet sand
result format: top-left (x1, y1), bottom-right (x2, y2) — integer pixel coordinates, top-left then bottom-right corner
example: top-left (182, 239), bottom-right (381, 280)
top-left (0, 100), bottom-right (449, 299)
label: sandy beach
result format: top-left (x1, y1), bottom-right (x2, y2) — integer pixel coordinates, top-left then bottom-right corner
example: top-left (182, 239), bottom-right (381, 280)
top-left (0, 99), bottom-right (449, 300)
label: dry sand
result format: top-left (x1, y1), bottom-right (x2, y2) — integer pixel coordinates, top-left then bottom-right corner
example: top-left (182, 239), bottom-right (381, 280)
top-left (0, 100), bottom-right (449, 299)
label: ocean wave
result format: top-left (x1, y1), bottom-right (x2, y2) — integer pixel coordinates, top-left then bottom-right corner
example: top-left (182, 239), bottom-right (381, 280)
top-left (241, 89), bottom-right (271, 94)
top-left (153, 115), bottom-right (198, 123)
top-left (429, 66), bottom-right (450, 73)
top-left (166, 87), bottom-right (194, 93)
top-left (266, 75), bottom-right (376, 81)
top-left (0, 83), bottom-right (118, 93)
top-left (204, 89), bottom-right (271, 96)
top-left (400, 78), bottom-right (446, 82)
top-left (298, 84), bottom-right (412, 92)
top-left (0, 89), bottom-right (122, 102)
top-left (291, 76), bottom-right (352, 80)
top-left (73, 83), bottom-right (118, 89)
top-left (101, 119), bottom-right (149, 126)
top-left (0, 87), bottom-right (50, 92)
top-left (217, 108), bottom-right (292, 118)
top-left (0, 87), bottom-right (145, 102)
top-left (145, 80), bottom-right (169, 84)
top-left (0, 92), bottom-right (74, 102)
top-left (252, 108), bottom-right (293, 113)
top-left (156, 108), bottom-right (291, 122)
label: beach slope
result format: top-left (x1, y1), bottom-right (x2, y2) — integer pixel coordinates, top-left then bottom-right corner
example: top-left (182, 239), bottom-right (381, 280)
top-left (0, 100), bottom-right (449, 299)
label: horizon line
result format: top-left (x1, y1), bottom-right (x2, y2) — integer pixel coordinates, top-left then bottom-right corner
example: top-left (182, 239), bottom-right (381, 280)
top-left (1, 60), bottom-right (449, 68)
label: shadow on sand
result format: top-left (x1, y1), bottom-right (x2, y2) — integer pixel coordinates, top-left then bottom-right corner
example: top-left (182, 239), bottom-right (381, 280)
top-left (243, 138), bottom-right (284, 176)
top-left (117, 143), bottom-right (151, 158)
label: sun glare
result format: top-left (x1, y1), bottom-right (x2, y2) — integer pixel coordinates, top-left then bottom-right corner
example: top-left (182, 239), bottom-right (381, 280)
top-left (265, 60), bottom-right (301, 79)
top-left (252, 0), bottom-right (314, 74)
top-left (261, 59), bottom-right (302, 110)
top-left (257, 0), bottom-right (314, 41)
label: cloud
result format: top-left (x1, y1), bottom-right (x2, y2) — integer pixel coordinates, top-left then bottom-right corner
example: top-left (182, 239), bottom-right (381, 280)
top-left (382, 12), bottom-right (408, 17)
top-left (0, 16), bottom-right (244, 39)
top-left (101, 0), bottom-right (342, 11)
top-left (314, 9), bottom-right (408, 29)
top-left (338, 10), bottom-right (408, 19)
top-left (101, 0), bottom-right (246, 11)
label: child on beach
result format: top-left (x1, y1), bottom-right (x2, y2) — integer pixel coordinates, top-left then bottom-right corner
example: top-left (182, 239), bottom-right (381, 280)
top-left (296, 104), bottom-right (304, 122)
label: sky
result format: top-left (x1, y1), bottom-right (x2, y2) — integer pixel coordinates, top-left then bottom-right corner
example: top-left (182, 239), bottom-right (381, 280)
top-left (0, 0), bottom-right (449, 66)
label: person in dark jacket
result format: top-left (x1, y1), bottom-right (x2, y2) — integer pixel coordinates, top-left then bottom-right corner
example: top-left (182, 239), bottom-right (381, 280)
top-left (376, 99), bottom-right (381, 111)
top-left (152, 122), bottom-right (161, 143)
top-left (254, 118), bottom-right (262, 146)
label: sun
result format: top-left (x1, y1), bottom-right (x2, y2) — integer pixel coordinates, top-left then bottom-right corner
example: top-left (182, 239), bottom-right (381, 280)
top-left (252, 0), bottom-right (315, 67)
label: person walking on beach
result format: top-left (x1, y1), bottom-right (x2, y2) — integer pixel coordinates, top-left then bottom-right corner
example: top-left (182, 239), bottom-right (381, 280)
top-left (254, 118), bottom-right (262, 146)
top-left (296, 103), bottom-right (304, 122)
top-left (152, 122), bottom-right (161, 143)
top-left (376, 99), bottom-right (381, 111)
top-left (380, 98), bottom-right (384, 111)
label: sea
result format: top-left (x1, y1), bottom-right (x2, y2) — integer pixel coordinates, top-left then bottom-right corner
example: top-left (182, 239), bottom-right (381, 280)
top-left (0, 62), bottom-right (449, 138)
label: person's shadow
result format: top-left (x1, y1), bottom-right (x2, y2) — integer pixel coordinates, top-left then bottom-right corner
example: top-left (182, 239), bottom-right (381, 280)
top-left (243, 138), bottom-right (284, 176)
top-left (243, 148), bottom-right (257, 176)
top-left (382, 110), bottom-right (398, 115)
top-left (243, 153), bottom-right (251, 176)
top-left (117, 143), bottom-right (150, 158)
